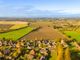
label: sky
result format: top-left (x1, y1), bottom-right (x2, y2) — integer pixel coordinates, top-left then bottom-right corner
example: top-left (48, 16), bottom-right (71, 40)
top-left (0, 0), bottom-right (80, 18)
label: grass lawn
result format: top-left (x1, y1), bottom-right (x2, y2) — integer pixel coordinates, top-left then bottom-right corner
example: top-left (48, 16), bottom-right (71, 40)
top-left (64, 31), bottom-right (80, 42)
top-left (0, 27), bottom-right (33, 41)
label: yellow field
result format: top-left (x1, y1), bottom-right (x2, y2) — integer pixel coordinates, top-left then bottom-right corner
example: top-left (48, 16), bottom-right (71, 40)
top-left (10, 24), bottom-right (28, 29)
top-left (0, 21), bottom-right (28, 24)
top-left (0, 21), bottom-right (29, 29)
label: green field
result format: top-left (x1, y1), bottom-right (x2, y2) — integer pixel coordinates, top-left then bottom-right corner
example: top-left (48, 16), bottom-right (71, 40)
top-left (0, 27), bottom-right (33, 41)
top-left (64, 31), bottom-right (80, 42)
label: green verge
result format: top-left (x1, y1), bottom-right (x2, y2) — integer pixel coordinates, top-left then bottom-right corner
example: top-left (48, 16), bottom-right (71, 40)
top-left (64, 31), bottom-right (80, 42)
top-left (0, 27), bottom-right (33, 41)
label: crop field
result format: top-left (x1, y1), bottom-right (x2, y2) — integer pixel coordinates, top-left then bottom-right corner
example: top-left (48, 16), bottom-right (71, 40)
top-left (0, 20), bottom-right (79, 41)
top-left (0, 21), bottom-right (29, 32)
top-left (30, 21), bottom-right (53, 27)
top-left (0, 24), bottom-right (13, 32)
top-left (10, 24), bottom-right (28, 29)
top-left (0, 20), bottom-right (80, 60)
top-left (0, 21), bottom-right (28, 29)
top-left (21, 27), bottom-right (68, 40)
top-left (0, 21), bottom-right (28, 24)
top-left (0, 27), bottom-right (33, 41)
top-left (20, 21), bottom-right (69, 41)
top-left (64, 31), bottom-right (80, 42)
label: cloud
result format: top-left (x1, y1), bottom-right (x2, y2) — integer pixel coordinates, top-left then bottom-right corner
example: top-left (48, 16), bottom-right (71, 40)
top-left (58, 9), bottom-right (80, 14)
top-left (0, 3), bottom-right (80, 17)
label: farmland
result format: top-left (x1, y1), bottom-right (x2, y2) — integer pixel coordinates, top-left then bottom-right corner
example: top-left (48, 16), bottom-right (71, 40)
top-left (0, 19), bottom-right (80, 60)
top-left (64, 31), bottom-right (80, 42)
top-left (21, 26), bottom-right (68, 41)
top-left (0, 21), bottom-right (28, 25)
top-left (20, 21), bottom-right (69, 41)
top-left (0, 27), bottom-right (33, 41)
top-left (9, 21), bottom-right (28, 29)
top-left (10, 24), bottom-right (28, 29)
top-left (0, 21), bottom-right (29, 32)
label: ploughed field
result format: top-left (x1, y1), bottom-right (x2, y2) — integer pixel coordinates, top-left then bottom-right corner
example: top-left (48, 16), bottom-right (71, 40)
top-left (20, 27), bottom-right (68, 40)
top-left (20, 21), bottom-right (69, 41)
